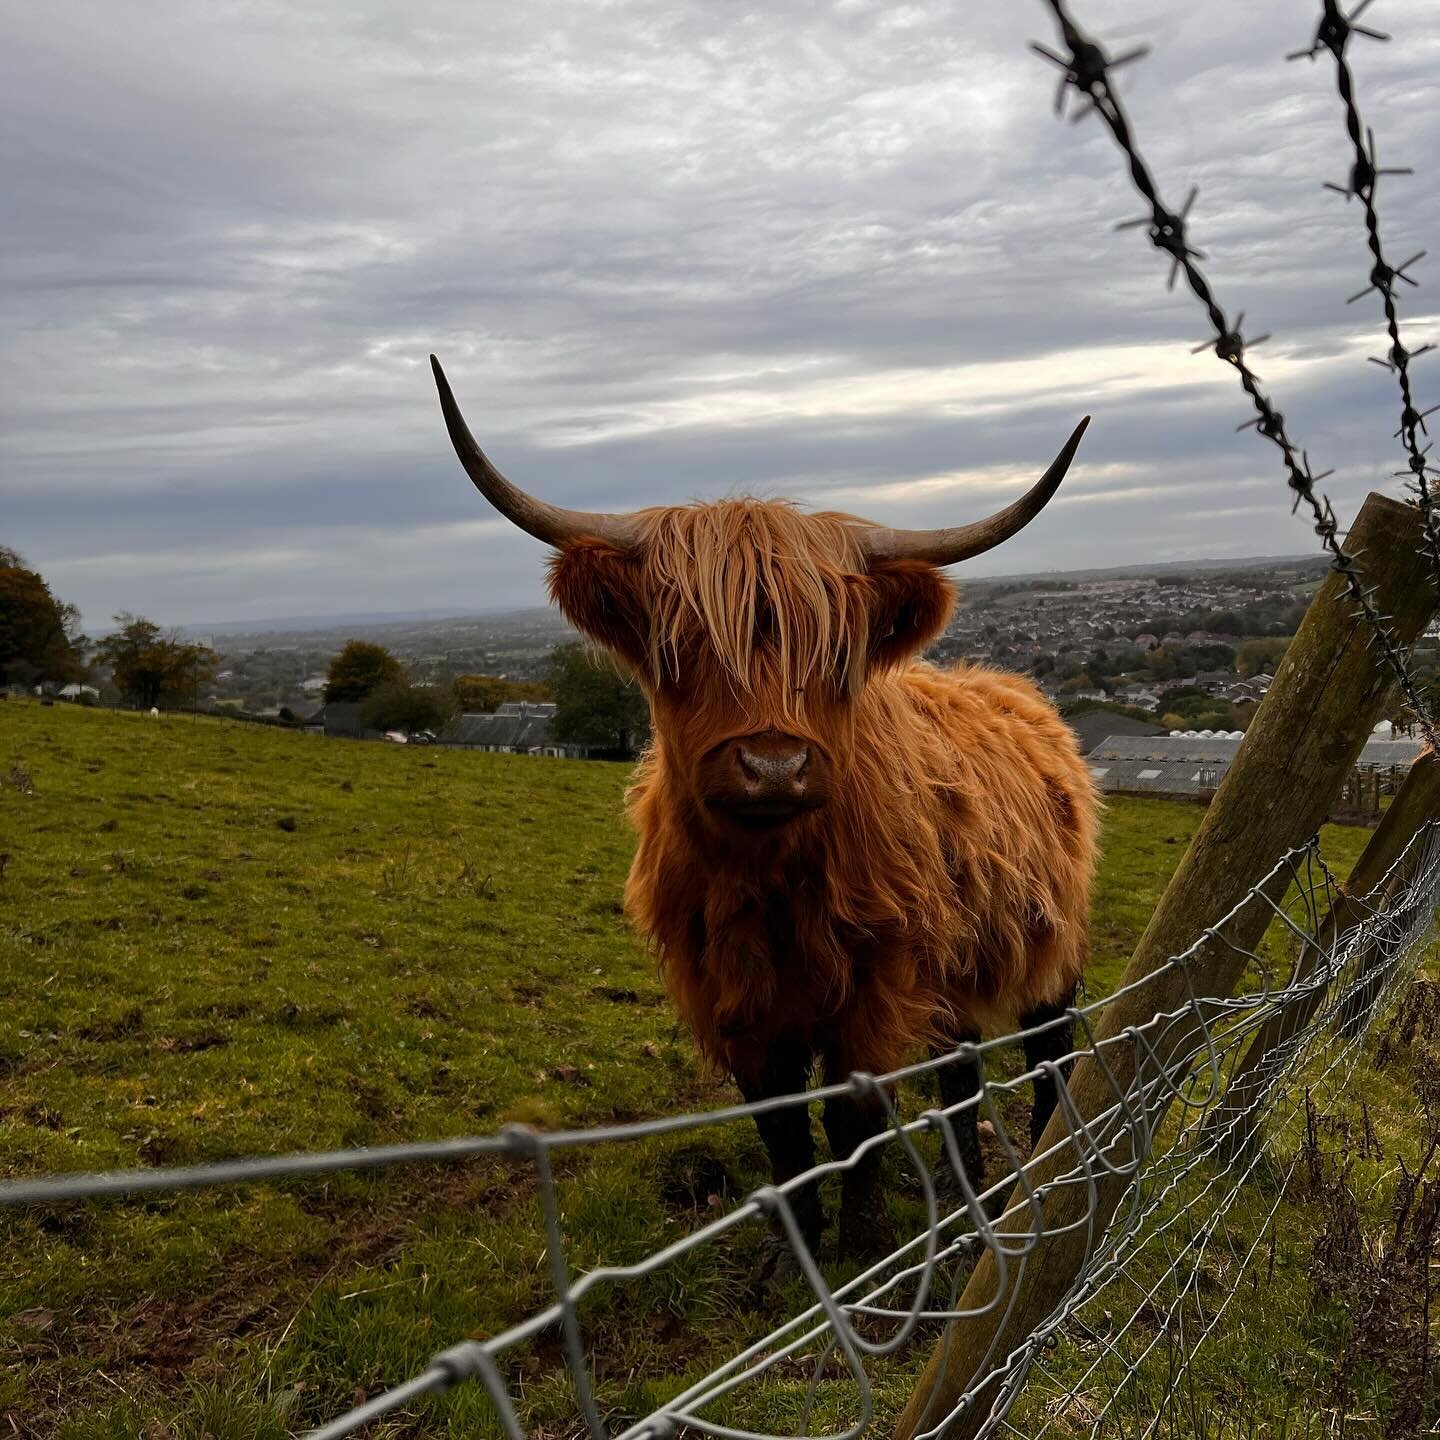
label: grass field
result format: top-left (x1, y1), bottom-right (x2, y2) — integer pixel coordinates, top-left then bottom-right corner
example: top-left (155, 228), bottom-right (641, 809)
top-left (1, 699), bottom-right (1432, 1438)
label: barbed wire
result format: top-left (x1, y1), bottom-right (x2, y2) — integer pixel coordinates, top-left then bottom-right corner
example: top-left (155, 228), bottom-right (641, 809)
top-left (1031, 0), bottom-right (1439, 752)
top-left (7, 823), bottom-right (1439, 1440)
top-left (1288, 0), bottom-right (1440, 600)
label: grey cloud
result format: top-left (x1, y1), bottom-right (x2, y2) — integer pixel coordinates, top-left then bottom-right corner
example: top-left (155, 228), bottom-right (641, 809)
top-left (2, 0), bottom-right (1436, 626)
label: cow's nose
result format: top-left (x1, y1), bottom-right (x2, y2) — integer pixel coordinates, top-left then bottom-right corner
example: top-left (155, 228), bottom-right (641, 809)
top-left (705, 732), bottom-right (829, 826)
top-left (735, 742), bottom-right (809, 790)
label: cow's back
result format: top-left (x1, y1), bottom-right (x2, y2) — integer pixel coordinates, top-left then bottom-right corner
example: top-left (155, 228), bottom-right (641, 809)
top-left (891, 661), bottom-right (1099, 1028)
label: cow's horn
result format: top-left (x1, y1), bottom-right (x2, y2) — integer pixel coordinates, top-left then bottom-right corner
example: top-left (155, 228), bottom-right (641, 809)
top-left (431, 355), bottom-right (642, 550)
top-left (858, 416), bottom-right (1090, 566)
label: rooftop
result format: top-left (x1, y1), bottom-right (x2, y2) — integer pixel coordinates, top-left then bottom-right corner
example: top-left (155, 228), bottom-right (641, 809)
top-left (442, 710), bottom-right (559, 749)
top-left (1088, 734), bottom-right (1425, 767)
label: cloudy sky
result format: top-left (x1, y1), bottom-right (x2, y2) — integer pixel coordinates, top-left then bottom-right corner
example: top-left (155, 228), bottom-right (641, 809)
top-left (3, 0), bottom-right (1437, 629)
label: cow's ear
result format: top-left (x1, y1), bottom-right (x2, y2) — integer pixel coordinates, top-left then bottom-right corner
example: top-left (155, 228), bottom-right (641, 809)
top-left (547, 540), bottom-right (650, 674)
top-left (861, 559), bottom-right (955, 671)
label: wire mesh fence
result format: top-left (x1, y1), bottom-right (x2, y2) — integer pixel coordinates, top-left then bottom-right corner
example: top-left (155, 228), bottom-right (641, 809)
top-left (6, 821), bottom-right (1439, 1439)
top-left (940, 821), bottom-right (1440, 1440)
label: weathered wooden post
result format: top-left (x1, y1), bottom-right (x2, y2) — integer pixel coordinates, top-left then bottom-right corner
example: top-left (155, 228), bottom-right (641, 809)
top-left (893, 493), bottom-right (1438, 1440)
top-left (1335, 753), bottom-right (1440, 1037)
top-left (1208, 747), bottom-right (1440, 1159)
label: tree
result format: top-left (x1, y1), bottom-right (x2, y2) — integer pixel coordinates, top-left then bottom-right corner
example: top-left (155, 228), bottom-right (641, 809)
top-left (1235, 636), bottom-right (1290, 678)
top-left (95, 614), bottom-right (215, 709)
top-left (0, 550), bottom-right (84, 686)
top-left (1152, 684), bottom-right (1246, 733)
top-left (361, 678), bottom-right (454, 734)
top-left (1145, 642), bottom-right (1235, 681)
top-left (451, 673), bottom-right (549, 712)
top-left (324, 641), bottom-right (403, 702)
top-left (1281, 601), bottom-right (1310, 632)
top-left (547, 643), bottom-right (649, 757)
top-left (1156, 685), bottom-right (1206, 710)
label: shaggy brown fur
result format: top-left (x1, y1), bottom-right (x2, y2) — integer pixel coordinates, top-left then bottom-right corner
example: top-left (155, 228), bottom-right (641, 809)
top-left (546, 498), bottom-right (1099, 1089)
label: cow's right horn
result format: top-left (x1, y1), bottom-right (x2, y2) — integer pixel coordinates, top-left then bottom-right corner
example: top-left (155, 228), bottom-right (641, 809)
top-left (857, 416), bottom-right (1090, 566)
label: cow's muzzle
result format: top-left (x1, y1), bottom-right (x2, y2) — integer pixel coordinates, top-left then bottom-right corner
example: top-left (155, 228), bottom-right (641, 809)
top-left (702, 731), bottom-right (832, 829)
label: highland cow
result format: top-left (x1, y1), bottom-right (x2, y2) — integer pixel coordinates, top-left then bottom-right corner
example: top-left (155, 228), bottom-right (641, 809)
top-left (432, 356), bottom-right (1099, 1258)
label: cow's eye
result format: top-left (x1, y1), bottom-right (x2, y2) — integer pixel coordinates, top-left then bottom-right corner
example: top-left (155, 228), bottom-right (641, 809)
top-left (755, 601), bottom-right (777, 642)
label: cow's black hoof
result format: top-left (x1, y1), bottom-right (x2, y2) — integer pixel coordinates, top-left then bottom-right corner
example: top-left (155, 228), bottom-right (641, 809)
top-left (837, 1196), bottom-right (897, 1263)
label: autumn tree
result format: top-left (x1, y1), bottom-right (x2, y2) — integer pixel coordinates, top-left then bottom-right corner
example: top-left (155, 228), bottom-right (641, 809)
top-left (451, 673), bottom-right (549, 713)
top-left (547, 643), bottom-right (649, 757)
top-left (324, 641), bottom-right (403, 702)
top-left (1154, 683), bottom-right (1246, 733)
top-left (0, 547), bottom-right (86, 686)
top-left (95, 614), bottom-right (215, 709)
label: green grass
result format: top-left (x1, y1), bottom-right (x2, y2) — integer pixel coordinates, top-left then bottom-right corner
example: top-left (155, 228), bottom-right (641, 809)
top-left (0, 700), bottom-right (1424, 1438)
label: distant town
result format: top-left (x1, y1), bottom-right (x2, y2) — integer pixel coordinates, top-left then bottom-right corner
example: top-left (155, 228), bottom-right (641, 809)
top-left (168, 553), bottom-right (1436, 731)
top-left (8, 546), bottom-right (1437, 811)
top-left (191, 608), bottom-right (570, 716)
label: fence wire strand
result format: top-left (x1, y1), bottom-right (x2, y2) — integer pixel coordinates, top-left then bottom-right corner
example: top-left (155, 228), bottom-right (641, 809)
top-left (6, 823), bottom-right (1439, 1440)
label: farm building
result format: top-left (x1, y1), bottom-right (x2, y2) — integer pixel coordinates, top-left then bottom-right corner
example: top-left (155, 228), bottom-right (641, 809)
top-left (304, 700), bottom-right (381, 740)
top-left (1063, 710), bottom-right (1168, 754)
top-left (440, 701), bottom-right (589, 758)
top-left (1085, 733), bottom-right (1425, 803)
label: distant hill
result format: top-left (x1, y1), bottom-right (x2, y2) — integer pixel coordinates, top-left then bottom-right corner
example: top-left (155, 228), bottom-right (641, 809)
top-left (181, 607), bottom-right (514, 637)
top-left (171, 607), bottom-right (574, 654)
top-left (979, 553), bottom-right (1329, 585)
top-left (159, 555), bottom-right (1328, 644)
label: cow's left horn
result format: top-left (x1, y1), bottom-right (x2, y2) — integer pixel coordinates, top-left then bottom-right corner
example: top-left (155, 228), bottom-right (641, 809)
top-left (858, 416), bottom-right (1090, 566)
top-left (431, 355), bottom-right (642, 550)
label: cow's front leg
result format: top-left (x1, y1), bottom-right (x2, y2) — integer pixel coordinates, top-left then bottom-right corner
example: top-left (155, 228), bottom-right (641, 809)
top-left (933, 1026), bottom-right (985, 1197)
top-left (822, 1078), bottom-right (897, 1262)
top-left (1020, 985), bottom-right (1078, 1154)
top-left (733, 1033), bottom-right (824, 1256)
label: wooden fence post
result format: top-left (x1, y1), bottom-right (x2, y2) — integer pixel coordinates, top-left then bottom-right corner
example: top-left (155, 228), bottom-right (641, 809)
top-left (1207, 748), bottom-right (1440, 1159)
top-left (893, 493), bottom-right (1439, 1440)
